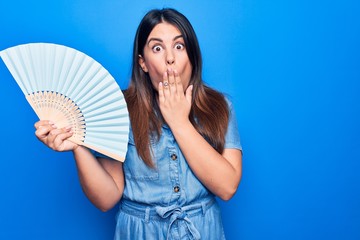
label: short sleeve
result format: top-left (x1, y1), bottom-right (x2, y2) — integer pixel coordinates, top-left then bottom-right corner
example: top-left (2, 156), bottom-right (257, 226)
top-left (224, 99), bottom-right (242, 151)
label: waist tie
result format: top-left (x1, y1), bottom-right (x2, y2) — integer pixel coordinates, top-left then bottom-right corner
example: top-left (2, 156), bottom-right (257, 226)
top-left (120, 197), bottom-right (215, 240)
top-left (155, 203), bottom-right (201, 240)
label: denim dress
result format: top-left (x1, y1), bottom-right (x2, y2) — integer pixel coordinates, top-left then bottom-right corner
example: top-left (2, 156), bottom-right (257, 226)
top-left (99, 100), bottom-right (241, 240)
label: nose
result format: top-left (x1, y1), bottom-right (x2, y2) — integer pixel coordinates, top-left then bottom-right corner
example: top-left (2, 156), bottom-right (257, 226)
top-left (166, 51), bottom-right (175, 65)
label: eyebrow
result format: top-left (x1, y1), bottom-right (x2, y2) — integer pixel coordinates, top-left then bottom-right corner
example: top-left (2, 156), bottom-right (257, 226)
top-left (147, 35), bottom-right (184, 46)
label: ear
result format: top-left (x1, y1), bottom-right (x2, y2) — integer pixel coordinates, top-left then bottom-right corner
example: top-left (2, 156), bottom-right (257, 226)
top-left (138, 55), bottom-right (148, 72)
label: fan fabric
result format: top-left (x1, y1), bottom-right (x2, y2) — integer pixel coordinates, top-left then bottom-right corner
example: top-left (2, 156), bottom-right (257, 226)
top-left (0, 43), bottom-right (129, 161)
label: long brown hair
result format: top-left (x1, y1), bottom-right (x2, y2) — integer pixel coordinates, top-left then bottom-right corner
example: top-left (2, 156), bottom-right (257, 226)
top-left (125, 8), bottom-right (229, 167)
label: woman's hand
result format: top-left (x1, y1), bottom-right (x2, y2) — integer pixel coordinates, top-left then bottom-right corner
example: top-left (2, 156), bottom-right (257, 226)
top-left (35, 120), bottom-right (124, 210)
top-left (34, 120), bottom-right (79, 152)
top-left (158, 68), bottom-right (193, 129)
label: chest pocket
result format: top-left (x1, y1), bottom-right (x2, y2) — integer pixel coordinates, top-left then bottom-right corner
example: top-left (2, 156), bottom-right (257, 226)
top-left (123, 135), bottom-right (159, 181)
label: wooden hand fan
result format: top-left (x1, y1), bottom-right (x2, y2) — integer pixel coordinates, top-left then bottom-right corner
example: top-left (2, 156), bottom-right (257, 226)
top-left (0, 43), bottom-right (129, 161)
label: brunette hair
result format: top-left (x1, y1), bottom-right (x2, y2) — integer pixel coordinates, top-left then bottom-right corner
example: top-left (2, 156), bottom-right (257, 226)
top-left (124, 8), bottom-right (229, 167)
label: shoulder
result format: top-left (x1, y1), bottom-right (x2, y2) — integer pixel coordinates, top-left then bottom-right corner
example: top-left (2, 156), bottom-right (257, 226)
top-left (224, 95), bottom-right (235, 111)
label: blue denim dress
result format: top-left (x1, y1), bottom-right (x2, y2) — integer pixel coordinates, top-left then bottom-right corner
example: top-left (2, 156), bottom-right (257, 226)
top-left (98, 100), bottom-right (241, 240)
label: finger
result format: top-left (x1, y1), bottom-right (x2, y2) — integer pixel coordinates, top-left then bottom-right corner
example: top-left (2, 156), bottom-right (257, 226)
top-left (53, 128), bottom-right (74, 151)
top-left (162, 71), bottom-right (171, 97)
top-left (174, 70), bottom-right (183, 94)
top-left (34, 120), bottom-right (55, 129)
top-left (46, 128), bottom-right (68, 146)
top-left (185, 84), bottom-right (193, 104)
top-left (158, 81), bottom-right (165, 103)
top-left (167, 68), bottom-right (175, 84)
top-left (47, 127), bottom-right (72, 149)
top-left (167, 68), bottom-right (177, 94)
top-left (35, 124), bottom-right (56, 140)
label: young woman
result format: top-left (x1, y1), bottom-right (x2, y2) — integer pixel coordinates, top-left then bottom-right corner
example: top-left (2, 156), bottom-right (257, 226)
top-left (34, 8), bottom-right (242, 240)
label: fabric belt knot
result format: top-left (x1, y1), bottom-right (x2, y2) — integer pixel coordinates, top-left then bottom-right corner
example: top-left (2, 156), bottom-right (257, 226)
top-left (155, 205), bottom-right (201, 240)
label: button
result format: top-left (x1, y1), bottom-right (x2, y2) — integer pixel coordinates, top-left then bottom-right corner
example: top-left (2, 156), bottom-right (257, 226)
top-left (173, 186), bottom-right (180, 193)
top-left (171, 153), bottom-right (177, 160)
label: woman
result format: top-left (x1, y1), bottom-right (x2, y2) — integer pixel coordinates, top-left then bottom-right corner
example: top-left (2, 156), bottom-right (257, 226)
top-left (35, 8), bottom-right (242, 240)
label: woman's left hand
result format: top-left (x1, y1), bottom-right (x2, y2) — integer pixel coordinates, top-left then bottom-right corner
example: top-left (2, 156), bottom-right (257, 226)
top-left (158, 68), bottom-right (193, 129)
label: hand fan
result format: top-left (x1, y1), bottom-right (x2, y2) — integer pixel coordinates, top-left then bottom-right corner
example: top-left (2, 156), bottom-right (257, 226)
top-left (0, 43), bottom-right (129, 162)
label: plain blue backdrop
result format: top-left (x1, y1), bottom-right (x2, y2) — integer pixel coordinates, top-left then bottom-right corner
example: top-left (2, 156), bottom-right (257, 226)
top-left (0, 0), bottom-right (359, 239)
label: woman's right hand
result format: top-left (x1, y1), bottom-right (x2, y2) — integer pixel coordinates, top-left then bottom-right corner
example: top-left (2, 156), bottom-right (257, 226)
top-left (34, 120), bottom-right (79, 152)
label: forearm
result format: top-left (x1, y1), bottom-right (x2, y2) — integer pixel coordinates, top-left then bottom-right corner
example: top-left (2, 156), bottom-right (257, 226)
top-left (171, 121), bottom-right (242, 200)
top-left (72, 146), bottom-right (124, 211)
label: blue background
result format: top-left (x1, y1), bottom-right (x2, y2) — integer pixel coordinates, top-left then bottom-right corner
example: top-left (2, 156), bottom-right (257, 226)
top-left (0, 0), bottom-right (359, 239)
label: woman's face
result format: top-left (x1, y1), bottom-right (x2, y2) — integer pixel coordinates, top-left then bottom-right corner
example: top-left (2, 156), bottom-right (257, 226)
top-left (139, 22), bottom-right (193, 91)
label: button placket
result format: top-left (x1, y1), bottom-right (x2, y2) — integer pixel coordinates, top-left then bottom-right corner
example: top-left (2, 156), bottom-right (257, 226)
top-left (168, 149), bottom-right (180, 196)
top-left (165, 128), bottom-right (181, 200)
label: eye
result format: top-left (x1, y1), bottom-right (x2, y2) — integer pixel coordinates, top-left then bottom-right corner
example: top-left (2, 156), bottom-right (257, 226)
top-left (175, 43), bottom-right (185, 50)
top-left (152, 45), bottom-right (163, 53)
